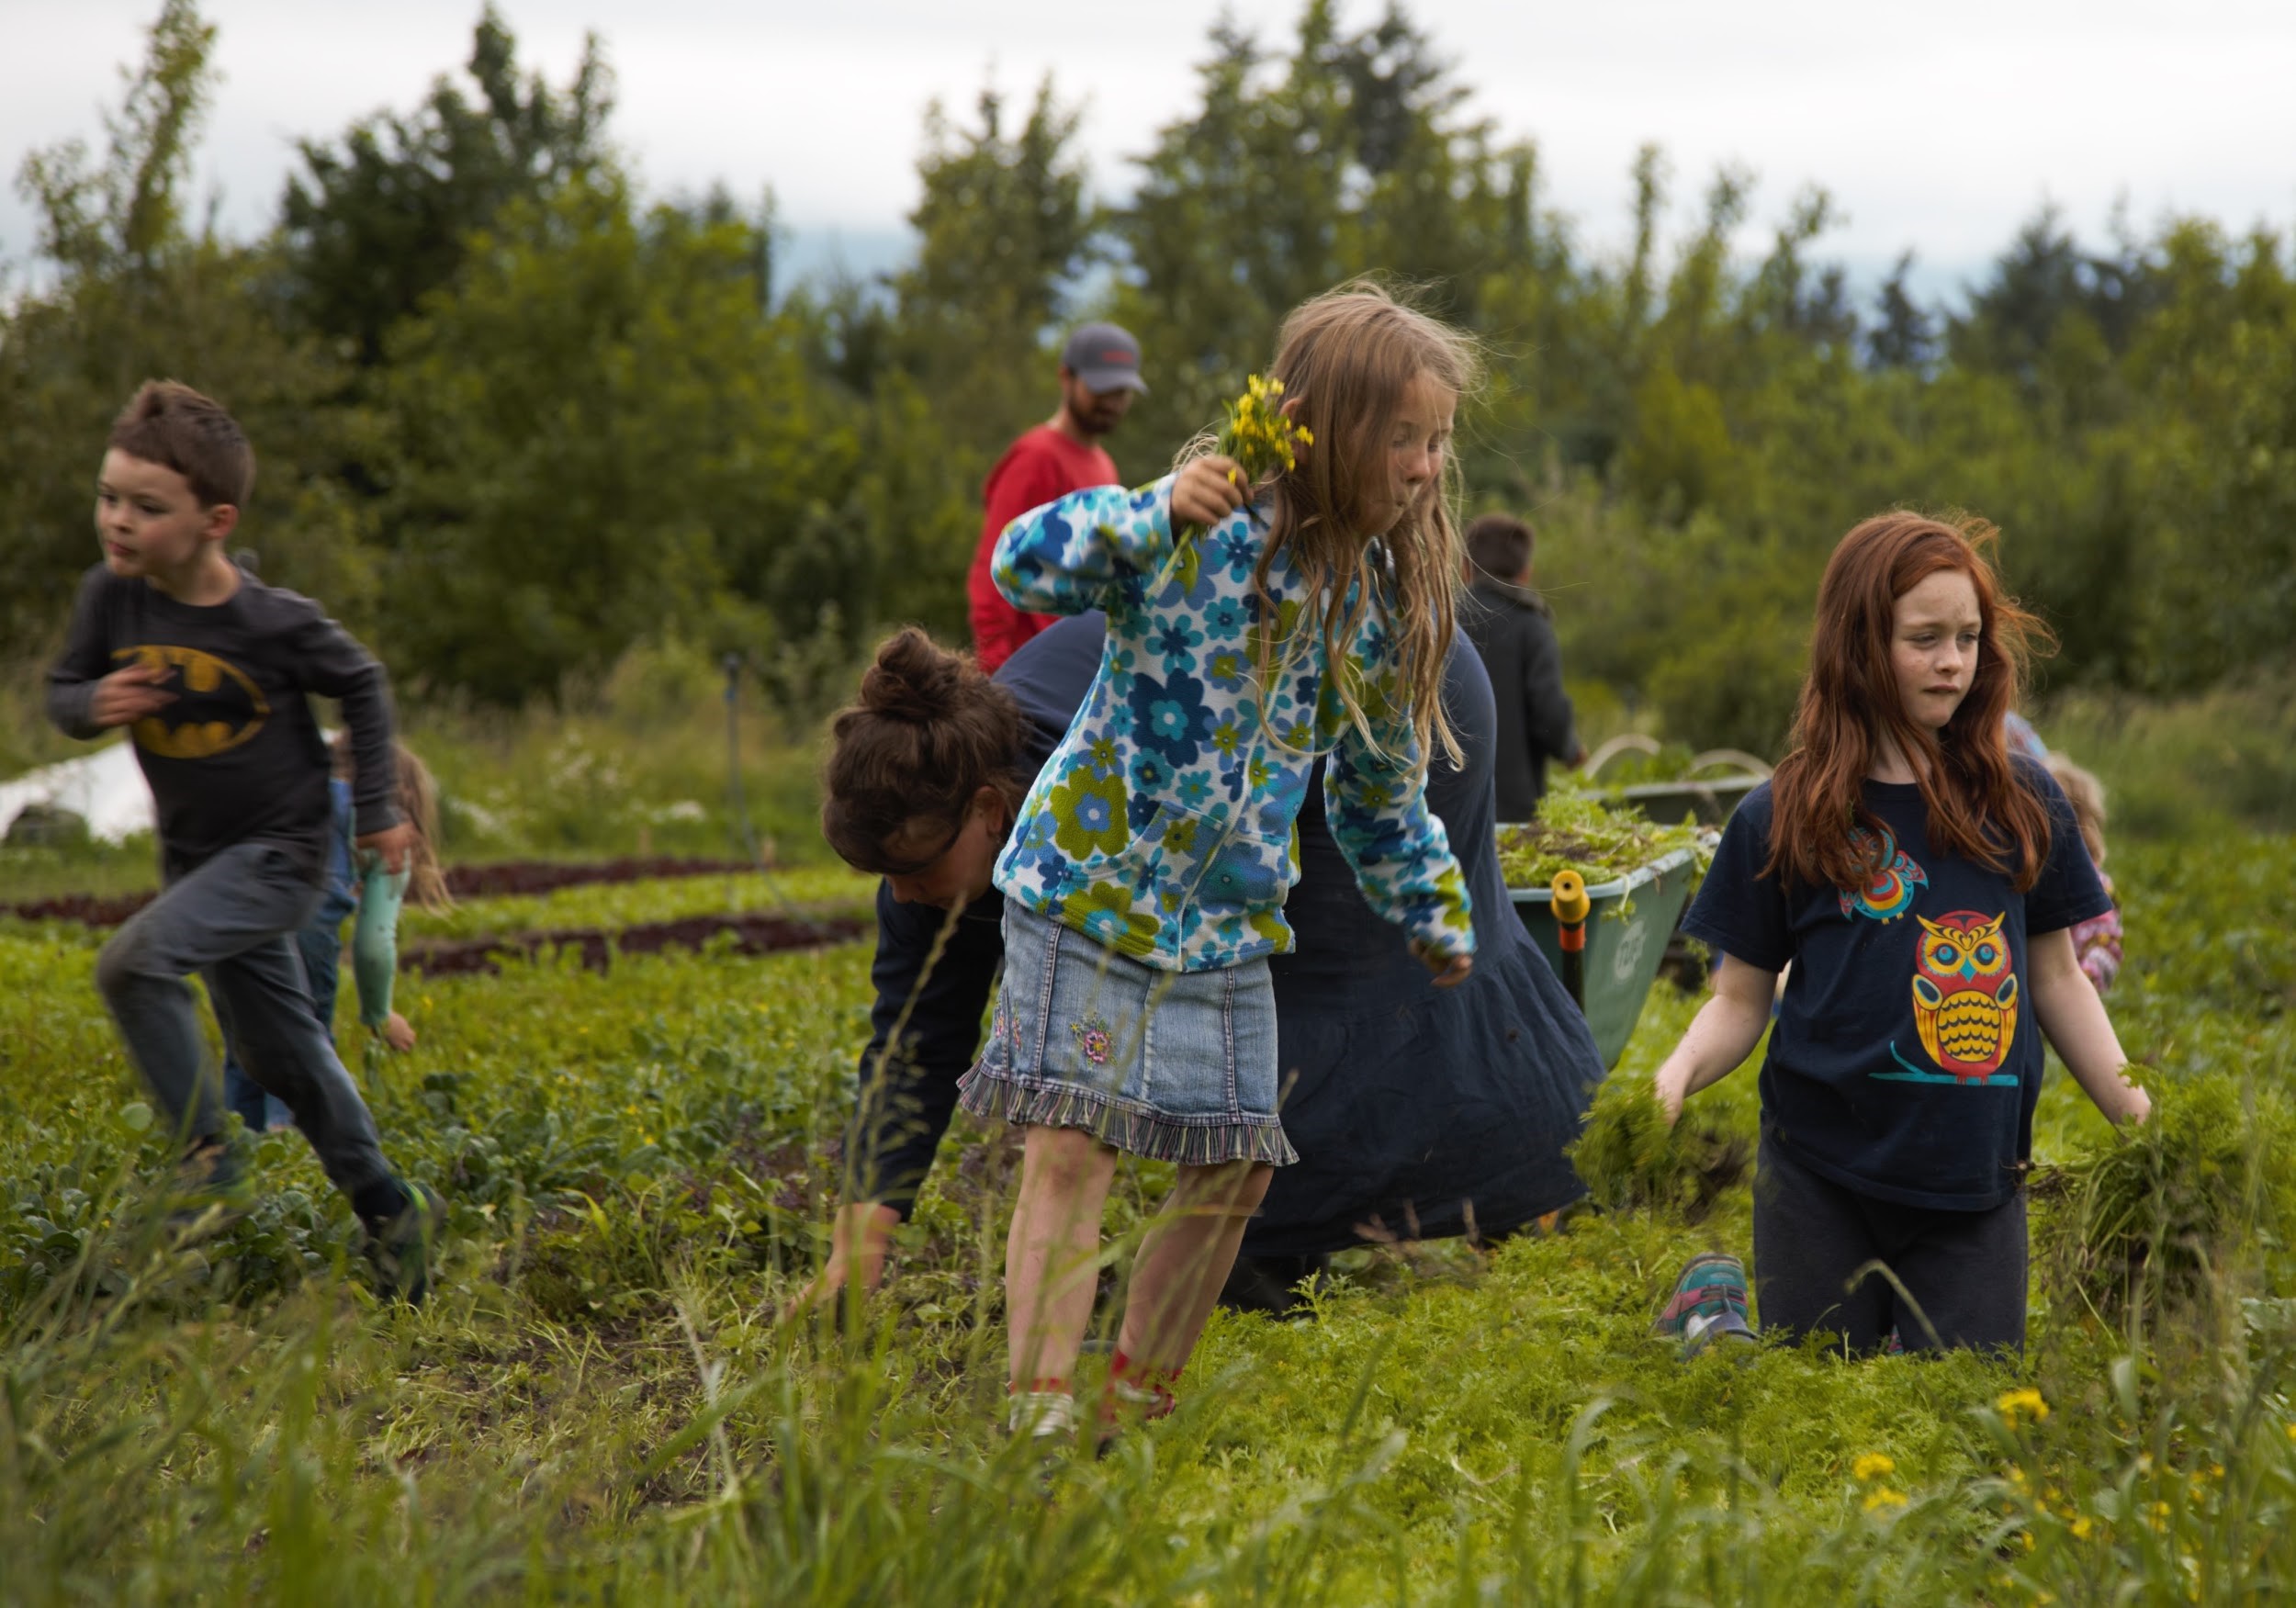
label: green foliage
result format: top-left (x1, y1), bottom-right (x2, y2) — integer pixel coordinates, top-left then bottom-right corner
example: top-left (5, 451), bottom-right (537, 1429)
top-left (1568, 1072), bottom-right (1751, 1221)
top-left (2035, 1070), bottom-right (2296, 1318)
top-left (0, 0), bottom-right (370, 658)
top-left (374, 172), bottom-right (813, 701)
top-left (402, 866), bottom-right (871, 943)
top-left (3, 830), bottom-right (2294, 1599)
top-left (1494, 779), bottom-right (1710, 888)
top-left (9, 0), bottom-right (2296, 753)
top-left (278, 5), bottom-right (614, 368)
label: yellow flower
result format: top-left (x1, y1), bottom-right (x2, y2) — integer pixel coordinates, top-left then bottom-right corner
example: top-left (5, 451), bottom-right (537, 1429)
top-left (1997, 1387), bottom-right (2051, 1428)
top-left (1852, 1453), bottom-right (1896, 1482)
top-left (1863, 1487), bottom-right (1908, 1512)
top-left (1206, 374), bottom-right (1314, 498)
top-left (2070, 1515), bottom-right (2095, 1540)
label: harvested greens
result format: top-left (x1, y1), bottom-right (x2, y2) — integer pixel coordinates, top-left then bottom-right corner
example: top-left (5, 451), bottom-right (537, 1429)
top-left (1496, 779), bottom-right (1713, 892)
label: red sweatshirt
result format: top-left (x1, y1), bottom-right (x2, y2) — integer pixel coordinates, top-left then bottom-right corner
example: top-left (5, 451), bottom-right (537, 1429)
top-left (967, 425), bottom-right (1117, 671)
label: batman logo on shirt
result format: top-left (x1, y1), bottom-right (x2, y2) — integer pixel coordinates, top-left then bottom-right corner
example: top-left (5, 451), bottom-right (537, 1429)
top-left (113, 644), bottom-right (270, 759)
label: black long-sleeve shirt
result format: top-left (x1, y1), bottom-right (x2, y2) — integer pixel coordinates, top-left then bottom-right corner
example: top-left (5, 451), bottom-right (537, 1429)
top-left (45, 562), bottom-right (400, 882)
top-left (841, 620), bottom-right (1083, 1213)
top-left (1459, 578), bottom-right (1577, 821)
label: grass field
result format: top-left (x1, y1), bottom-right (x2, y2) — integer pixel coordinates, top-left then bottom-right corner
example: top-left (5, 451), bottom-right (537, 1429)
top-left (3, 830), bottom-right (2294, 1603)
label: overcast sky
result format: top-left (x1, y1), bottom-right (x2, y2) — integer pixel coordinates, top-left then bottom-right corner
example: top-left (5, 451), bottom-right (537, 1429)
top-left (5, 0), bottom-right (2292, 305)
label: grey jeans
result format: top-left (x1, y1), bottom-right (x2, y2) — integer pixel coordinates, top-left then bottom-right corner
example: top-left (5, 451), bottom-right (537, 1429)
top-left (96, 839), bottom-right (395, 1200)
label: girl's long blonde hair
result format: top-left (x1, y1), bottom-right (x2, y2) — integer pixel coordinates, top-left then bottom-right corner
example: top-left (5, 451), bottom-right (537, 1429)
top-left (1199, 283), bottom-right (1476, 770)
top-left (333, 736), bottom-right (454, 913)
top-left (392, 743), bottom-right (453, 913)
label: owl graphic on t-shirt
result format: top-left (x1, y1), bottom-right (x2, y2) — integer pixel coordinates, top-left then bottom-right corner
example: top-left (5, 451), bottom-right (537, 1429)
top-left (1908, 910), bottom-right (2020, 1082)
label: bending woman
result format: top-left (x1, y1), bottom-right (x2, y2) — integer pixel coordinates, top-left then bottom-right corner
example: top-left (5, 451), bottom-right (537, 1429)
top-left (804, 614), bottom-right (1601, 1306)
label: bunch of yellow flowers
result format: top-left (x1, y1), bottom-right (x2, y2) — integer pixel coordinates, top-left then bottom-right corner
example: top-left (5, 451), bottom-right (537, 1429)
top-left (1169, 374), bottom-right (1317, 584)
top-left (1217, 373), bottom-right (1313, 481)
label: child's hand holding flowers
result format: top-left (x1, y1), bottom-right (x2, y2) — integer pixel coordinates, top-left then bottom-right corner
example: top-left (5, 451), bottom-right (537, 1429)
top-left (1172, 375), bottom-right (1316, 537)
top-left (1174, 454), bottom-right (1251, 527)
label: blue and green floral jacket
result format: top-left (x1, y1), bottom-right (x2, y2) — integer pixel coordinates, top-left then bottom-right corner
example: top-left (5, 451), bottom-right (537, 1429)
top-left (991, 473), bottom-right (1476, 973)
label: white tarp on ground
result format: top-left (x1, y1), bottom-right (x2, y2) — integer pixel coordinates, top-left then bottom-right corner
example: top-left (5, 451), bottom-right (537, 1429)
top-left (0, 741), bottom-right (155, 843)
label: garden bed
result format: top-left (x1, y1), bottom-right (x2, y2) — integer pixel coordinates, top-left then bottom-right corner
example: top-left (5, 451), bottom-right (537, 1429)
top-left (2, 854), bottom-right (759, 928)
top-left (401, 910), bottom-right (868, 975)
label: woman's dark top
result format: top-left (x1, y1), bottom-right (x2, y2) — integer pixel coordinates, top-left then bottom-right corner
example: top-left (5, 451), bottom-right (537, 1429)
top-left (845, 613), bottom-right (1604, 1251)
top-left (1680, 765), bottom-right (2109, 1211)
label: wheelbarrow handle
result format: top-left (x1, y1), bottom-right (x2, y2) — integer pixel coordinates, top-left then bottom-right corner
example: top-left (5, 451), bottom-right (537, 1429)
top-left (1550, 870), bottom-right (1590, 1009)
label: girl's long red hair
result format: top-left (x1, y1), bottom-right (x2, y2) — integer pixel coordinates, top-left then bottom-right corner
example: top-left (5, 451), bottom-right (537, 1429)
top-left (1766, 512), bottom-right (2056, 894)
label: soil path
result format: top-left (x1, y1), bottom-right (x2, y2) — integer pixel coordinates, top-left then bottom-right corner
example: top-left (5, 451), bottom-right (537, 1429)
top-left (5, 855), bottom-right (760, 928)
top-left (401, 911), bottom-right (868, 975)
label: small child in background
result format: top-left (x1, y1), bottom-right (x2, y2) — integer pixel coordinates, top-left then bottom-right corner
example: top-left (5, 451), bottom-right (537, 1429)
top-left (225, 737), bottom-right (453, 1131)
top-left (2043, 751), bottom-right (2122, 995)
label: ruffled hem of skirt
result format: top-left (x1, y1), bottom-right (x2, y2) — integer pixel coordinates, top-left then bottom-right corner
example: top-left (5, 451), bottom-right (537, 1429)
top-left (957, 1066), bottom-right (1298, 1167)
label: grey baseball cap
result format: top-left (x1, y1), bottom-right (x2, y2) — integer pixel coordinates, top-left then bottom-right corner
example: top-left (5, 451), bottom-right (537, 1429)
top-left (1060, 321), bottom-right (1148, 394)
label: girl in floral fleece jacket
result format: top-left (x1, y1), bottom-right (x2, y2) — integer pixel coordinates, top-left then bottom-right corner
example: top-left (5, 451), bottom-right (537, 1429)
top-left (957, 286), bottom-right (1480, 1447)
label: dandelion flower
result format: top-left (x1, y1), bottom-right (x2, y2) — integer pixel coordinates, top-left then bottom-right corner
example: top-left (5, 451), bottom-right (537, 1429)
top-left (1852, 1453), bottom-right (1896, 1482)
top-left (1998, 1387), bottom-right (2051, 1428)
top-left (1863, 1487), bottom-right (1908, 1512)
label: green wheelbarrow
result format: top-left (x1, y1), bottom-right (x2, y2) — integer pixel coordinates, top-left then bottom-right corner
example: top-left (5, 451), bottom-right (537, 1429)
top-left (1509, 846), bottom-right (1702, 1069)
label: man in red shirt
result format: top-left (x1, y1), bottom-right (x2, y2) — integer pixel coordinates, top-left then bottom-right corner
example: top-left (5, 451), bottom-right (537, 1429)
top-left (967, 322), bottom-right (1147, 670)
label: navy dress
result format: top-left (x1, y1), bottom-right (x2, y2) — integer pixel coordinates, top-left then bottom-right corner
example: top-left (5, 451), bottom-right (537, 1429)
top-left (1255, 627), bottom-right (1602, 1255)
top-left (843, 613), bottom-right (1603, 1276)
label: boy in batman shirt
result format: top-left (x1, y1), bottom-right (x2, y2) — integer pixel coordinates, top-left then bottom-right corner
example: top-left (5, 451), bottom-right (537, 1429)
top-left (46, 381), bottom-right (440, 1302)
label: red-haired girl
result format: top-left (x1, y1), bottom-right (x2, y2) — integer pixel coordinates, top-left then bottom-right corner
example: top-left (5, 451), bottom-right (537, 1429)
top-left (1651, 512), bottom-right (2147, 1356)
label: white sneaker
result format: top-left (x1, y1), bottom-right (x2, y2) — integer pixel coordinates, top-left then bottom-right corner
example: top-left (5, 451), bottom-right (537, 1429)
top-left (1007, 1389), bottom-right (1077, 1439)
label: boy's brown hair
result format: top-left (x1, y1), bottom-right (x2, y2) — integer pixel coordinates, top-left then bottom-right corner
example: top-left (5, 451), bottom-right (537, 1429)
top-left (1465, 512), bottom-right (1535, 583)
top-left (107, 380), bottom-right (255, 508)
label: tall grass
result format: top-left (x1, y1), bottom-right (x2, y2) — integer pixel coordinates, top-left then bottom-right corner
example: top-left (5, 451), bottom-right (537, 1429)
top-left (2036, 675), bottom-right (2296, 839)
top-left (6, 829), bottom-right (2296, 1602)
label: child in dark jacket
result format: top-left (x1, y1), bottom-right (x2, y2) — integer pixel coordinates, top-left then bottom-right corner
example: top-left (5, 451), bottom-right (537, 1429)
top-left (1459, 512), bottom-right (1581, 820)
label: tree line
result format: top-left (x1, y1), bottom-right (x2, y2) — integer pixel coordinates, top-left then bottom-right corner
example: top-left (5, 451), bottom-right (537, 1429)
top-left (5, 0), bottom-right (2290, 752)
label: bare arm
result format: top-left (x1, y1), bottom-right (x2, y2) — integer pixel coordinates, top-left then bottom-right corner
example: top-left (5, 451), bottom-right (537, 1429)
top-left (1654, 953), bottom-right (1781, 1125)
top-left (2027, 926), bottom-right (2150, 1125)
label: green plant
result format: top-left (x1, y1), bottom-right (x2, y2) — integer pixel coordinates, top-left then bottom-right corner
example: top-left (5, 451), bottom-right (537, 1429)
top-left (1568, 1073), bottom-right (1751, 1222)
top-left (2033, 1069), bottom-right (2296, 1319)
top-left (1496, 778), bottom-right (1712, 889)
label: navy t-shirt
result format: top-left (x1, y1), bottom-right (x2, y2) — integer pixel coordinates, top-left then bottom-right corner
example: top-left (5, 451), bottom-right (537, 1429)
top-left (1679, 762), bottom-right (2111, 1210)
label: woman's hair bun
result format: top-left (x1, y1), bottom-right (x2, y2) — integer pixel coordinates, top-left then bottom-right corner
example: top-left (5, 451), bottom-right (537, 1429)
top-left (859, 626), bottom-right (967, 722)
top-left (821, 626), bottom-right (1026, 874)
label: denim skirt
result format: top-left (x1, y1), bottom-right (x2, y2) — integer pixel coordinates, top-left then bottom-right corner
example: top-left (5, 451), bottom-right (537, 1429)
top-left (957, 901), bottom-right (1296, 1167)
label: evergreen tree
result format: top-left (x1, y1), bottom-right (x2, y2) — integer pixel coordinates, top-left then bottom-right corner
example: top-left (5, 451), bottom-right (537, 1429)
top-left (1868, 251), bottom-right (1935, 368)
top-left (278, 6), bottom-right (613, 369)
